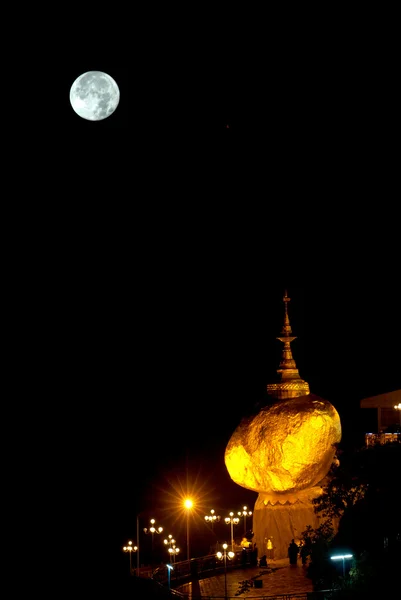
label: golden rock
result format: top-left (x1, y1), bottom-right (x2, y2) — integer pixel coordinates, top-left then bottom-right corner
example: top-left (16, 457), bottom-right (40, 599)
top-left (224, 394), bottom-right (341, 494)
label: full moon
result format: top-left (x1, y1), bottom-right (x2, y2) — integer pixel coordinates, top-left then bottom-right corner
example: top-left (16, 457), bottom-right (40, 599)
top-left (70, 71), bottom-right (120, 121)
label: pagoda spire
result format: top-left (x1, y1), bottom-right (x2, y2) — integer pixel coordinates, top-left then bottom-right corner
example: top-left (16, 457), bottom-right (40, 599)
top-left (266, 290), bottom-right (310, 400)
top-left (276, 290), bottom-right (299, 378)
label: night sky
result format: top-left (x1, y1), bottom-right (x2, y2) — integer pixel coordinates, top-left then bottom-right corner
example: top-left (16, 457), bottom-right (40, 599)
top-left (17, 29), bottom-right (399, 591)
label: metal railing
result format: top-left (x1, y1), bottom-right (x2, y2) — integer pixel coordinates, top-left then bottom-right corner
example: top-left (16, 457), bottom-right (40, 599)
top-left (151, 557), bottom-right (346, 600)
top-left (195, 592), bottom-right (342, 600)
top-left (169, 590), bottom-right (189, 599)
top-left (365, 432), bottom-right (400, 446)
top-left (153, 550), bottom-right (255, 587)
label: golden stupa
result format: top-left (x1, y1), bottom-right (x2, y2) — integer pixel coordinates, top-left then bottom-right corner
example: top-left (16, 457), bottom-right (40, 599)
top-left (224, 291), bottom-right (341, 559)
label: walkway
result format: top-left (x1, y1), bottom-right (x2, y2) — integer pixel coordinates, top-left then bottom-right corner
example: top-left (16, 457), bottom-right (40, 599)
top-left (176, 558), bottom-right (314, 598)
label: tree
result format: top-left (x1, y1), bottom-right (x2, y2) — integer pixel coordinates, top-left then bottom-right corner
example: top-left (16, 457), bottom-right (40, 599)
top-left (300, 520), bottom-right (338, 590)
top-left (311, 450), bottom-right (368, 520)
top-left (300, 442), bottom-right (401, 593)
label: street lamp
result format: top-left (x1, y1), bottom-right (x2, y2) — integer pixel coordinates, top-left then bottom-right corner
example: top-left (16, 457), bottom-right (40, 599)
top-left (168, 545), bottom-right (180, 564)
top-left (164, 534), bottom-right (176, 551)
top-left (237, 506), bottom-right (252, 535)
top-left (135, 513), bottom-right (144, 576)
top-left (164, 534), bottom-right (180, 564)
top-left (144, 518), bottom-right (163, 573)
top-left (330, 553), bottom-right (353, 577)
top-left (216, 543), bottom-right (235, 600)
top-left (184, 498), bottom-right (193, 563)
top-left (225, 512), bottom-right (239, 552)
top-left (122, 540), bottom-right (138, 575)
top-left (204, 509), bottom-right (221, 531)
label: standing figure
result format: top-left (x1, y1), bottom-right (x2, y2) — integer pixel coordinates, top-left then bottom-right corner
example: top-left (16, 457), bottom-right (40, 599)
top-left (267, 538), bottom-right (274, 560)
top-left (287, 539), bottom-right (299, 566)
top-left (259, 554), bottom-right (268, 567)
top-left (299, 541), bottom-right (308, 566)
top-left (251, 543), bottom-right (258, 566)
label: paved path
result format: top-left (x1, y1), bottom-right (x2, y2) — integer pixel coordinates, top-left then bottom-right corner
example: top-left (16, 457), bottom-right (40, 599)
top-left (176, 559), bottom-right (314, 598)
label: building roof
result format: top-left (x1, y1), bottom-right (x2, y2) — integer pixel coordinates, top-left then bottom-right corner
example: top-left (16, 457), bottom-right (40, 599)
top-left (360, 389), bottom-right (401, 408)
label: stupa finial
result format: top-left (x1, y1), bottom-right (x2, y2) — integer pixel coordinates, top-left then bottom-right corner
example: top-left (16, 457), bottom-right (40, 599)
top-left (266, 290), bottom-right (310, 400)
top-left (281, 290), bottom-right (293, 336)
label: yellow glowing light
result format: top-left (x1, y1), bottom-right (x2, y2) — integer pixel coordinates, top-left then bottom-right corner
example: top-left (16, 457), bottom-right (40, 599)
top-left (152, 465), bottom-right (215, 532)
top-left (184, 498), bottom-right (193, 509)
top-left (216, 551), bottom-right (222, 558)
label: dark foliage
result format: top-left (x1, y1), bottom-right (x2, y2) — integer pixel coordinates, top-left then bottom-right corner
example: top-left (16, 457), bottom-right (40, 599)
top-left (300, 442), bottom-right (401, 593)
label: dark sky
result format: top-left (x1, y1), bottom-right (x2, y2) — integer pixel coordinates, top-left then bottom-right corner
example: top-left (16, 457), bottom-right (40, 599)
top-left (17, 29), bottom-right (399, 590)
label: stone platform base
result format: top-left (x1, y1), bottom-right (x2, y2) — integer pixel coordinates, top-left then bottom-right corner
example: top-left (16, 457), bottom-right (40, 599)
top-left (253, 486), bottom-right (325, 559)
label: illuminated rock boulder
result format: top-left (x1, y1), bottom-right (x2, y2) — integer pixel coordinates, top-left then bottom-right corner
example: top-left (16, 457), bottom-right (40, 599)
top-left (225, 394), bottom-right (341, 494)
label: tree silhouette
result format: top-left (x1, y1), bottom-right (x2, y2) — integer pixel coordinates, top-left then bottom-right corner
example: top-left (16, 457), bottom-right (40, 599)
top-left (300, 442), bottom-right (401, 593)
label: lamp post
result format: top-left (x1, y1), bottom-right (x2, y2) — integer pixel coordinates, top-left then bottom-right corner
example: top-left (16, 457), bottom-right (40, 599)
top-left (122, 541), bottom-right (138, 575)
top-left (144, 518), bottom-right (163, 574)
top-left (136, 514), bottom-right (140, 576)
top-left (164, 534), bottom-right (180, 564)
top-left (225, 512), bottom-right (239, 552)
top-left (216, 543), bottom-right (235, 600)
top-left (168, 545), bottom-right (180, 564)
top-left (330, 553), bottom-right (353, 577)
top-left (237, 506), bottom-right (252, 536)
top-left (164, 534), bottom-right (176, 552)
top-left (395, 403), bottom-right (401, 426)
top-left (204, 509), bottom-right (221, 532)
top-left (166, 564), bottom-right (174, 590)
top-left (135, 511), bottom-right (149, 576)
top-left (184, 498), bottom-right (193, 564)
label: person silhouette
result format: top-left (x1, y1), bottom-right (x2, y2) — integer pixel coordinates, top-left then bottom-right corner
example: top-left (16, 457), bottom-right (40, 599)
top-left (259, 554), bottom-right (267, 567)
top-left (267, 538), bottom-right (273, 560)
top-left (299, 541), bottom-right (308, 565)
top-left (288, 539), bottom-right (299, 565)
top-left (251, 543), bottom-right (258, 566)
